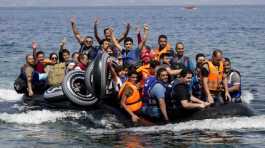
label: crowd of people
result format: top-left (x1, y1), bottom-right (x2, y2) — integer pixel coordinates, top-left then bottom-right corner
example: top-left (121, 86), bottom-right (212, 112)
top-left (15, 17), bottom-right (242, 123)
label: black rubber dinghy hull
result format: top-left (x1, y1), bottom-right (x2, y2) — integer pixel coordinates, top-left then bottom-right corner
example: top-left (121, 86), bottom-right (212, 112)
top-left (62, 70), bottom-right (99, 106)
top-left (93, 52), bottom-right (109, 99)
top-left (85, 60), bottom-right (95, 93)
top-left (22, 95), bottom-right (99, 110)
top-left (168, 103), bottom-right (255, 123)
top-left (43, 86), bottom-right (66, 102)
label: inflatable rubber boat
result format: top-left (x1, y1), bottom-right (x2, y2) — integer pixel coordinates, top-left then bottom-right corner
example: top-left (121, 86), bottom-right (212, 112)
top-left (21, 52), bottom-right (255, 125)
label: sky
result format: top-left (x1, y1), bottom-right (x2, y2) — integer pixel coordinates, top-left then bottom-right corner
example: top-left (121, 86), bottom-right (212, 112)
top-left (1, 0), bottom-right (265, 7)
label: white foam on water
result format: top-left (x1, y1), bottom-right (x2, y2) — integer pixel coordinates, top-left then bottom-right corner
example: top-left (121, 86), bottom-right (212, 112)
top-left (84, 115), bottom-right (265, 135)
top-left (0, 110), bottom-right (82, 124)
top-left (125, 115), bottom-right (265, 133)
top-left (241, 90), bottom-right (255, 104)
top-left (0, 89), bottom-right (23, 102)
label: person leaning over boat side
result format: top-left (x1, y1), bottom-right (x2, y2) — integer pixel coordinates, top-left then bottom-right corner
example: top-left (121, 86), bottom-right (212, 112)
top-left (20, 55), bottom-right (36, 96)
top-left (152, 35), bottom-right (173, 61)
top-left (224, 57), bottom-right (241, 103)
top-left (169, 69), bottom-right (209, 111)
top-left (170, 42), bottom-right (195, 73)
top-left (71, 16), bottom-right (99, 61)
top-left (18, 55), bottom-right (48, 97)
top-left (94, 17), bottom-right (130, 45)
top-left (110, 24), bottom-right (149, 66)
top-left (119, 70), bottom-right (143, 123)
top-left (201, 49), bottom-right (231, 105)
top-left (190, 53), bottom-right (207, 100)
top-left (142, 67), bottom-right (170, 122)
top-left (74, 54), bottom-right (89, 71)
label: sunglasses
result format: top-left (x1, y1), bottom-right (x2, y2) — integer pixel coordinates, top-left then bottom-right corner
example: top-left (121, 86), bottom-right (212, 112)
top-left (51, 57), bottom-right (57, 60)
top-left (85, 40), bottom-right (93, 42)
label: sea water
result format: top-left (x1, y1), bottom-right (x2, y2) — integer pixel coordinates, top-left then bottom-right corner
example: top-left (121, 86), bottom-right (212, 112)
top-left (0, 6), bottom-right (265, 147)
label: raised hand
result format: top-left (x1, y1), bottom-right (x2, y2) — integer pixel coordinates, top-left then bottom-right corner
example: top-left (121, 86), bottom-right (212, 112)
top-left (143, 24), bottom-right (149, 31)
top-left (32, 40), bottom-right (37, 49)
top-left (125, 22), bottom-right (130, 29)
top-left (60, 37), bottom-right (67, 47)
top-left (70, 16), bottom-right (77, 24)
top-left (94, 17), bottom-right (100, 25)
top-left (135, 25), bottom-right (141, 34)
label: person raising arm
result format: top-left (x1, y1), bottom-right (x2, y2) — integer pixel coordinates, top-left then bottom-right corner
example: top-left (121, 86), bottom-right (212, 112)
top-left (94, 17), bottom-right (130, 44)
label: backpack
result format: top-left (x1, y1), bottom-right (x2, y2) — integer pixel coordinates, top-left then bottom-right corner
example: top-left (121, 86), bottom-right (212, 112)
top-left (14, 75), bottom-right (27, 94)
top-left (48, 63), bottom-right (65, 86)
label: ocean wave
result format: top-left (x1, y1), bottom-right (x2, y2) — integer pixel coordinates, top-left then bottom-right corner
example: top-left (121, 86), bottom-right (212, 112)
top-left (0, 89), bottom-right (23, 102)
top-left (0, 109), bottom-right (124, 129)
top-left (125, 115), bottom-right (265, 133)
top-left (0, 110), bottom-right (82, 124)
top-left (241, 90), bottom-right (254, 104)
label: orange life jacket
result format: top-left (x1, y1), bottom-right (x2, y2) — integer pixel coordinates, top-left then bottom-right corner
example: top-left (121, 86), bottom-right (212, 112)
top-left (153, 43), bottom-right (171, 61)
top-left (136, 64), bottom-right (152, 79)
top-left (207, 61), bottom-right (224, 91)
top-left (118, 81), bottom-right (142, 112)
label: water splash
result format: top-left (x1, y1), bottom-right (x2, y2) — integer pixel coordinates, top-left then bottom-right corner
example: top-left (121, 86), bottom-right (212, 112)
top-left (125, 115), bottom-right (265, 133)
top-left (0, 89), bottom-right (23, 102)
top-left (0, 110), bottom-right (82, 124)
top-left (241, 90), bottom-right (254, 104)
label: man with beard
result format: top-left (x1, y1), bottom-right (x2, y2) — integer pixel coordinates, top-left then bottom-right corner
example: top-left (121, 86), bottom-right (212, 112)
top-left (224, 58), bottom-right (241, 103)
top-left (142, 67), bottom-right (170, 122)
top-left (201, 50), bottom-right (231, 105)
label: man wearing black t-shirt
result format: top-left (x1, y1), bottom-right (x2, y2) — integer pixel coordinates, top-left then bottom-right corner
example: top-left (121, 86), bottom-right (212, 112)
top-left (171, 69), bottom-right (209, 110)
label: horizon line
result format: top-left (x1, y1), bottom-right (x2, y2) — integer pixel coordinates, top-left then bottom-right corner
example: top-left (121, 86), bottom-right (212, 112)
top-left (0, 4), bottom-right (265, 8)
